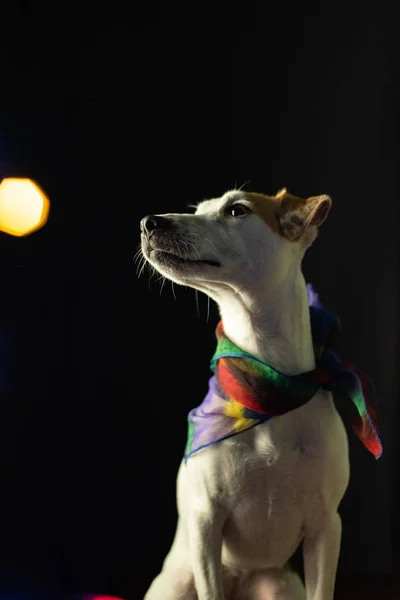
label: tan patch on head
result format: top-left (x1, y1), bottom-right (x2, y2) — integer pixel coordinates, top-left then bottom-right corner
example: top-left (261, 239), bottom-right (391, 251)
top-left (244, 192), bottom-right (282, 234)
top-left (275, 187), bottom-right (288, 200)
top-left (245, 189), bottom-right (331, 241)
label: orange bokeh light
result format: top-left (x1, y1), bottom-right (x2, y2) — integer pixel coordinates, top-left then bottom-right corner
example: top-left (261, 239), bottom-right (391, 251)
top-left (0, 177), bottom-right (50, 237)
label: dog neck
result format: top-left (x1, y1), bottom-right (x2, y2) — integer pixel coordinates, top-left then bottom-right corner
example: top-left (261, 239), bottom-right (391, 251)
top-left (216, 270), bottom-right (316, 376)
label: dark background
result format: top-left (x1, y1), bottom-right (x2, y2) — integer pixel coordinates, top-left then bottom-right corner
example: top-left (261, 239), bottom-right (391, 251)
top-left (1, 2), bottom-right (399, 599)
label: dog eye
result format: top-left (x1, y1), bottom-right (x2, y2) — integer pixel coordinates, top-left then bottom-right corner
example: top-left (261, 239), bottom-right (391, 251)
top-left (228, 203), bottom-right (251, 217)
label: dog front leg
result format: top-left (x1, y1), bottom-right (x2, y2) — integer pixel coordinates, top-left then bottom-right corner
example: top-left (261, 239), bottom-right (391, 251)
top-left (303, 512), bottom-right (342, 600)
top-left (188, 508), bottom-right (225, 600)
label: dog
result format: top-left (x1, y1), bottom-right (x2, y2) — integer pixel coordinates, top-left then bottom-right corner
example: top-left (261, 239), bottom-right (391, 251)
top-left (140, 188), bottom-right (351, 600)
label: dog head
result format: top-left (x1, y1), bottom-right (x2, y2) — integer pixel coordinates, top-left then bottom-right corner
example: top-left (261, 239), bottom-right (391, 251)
top-left (140, 189), bottom-right (331, 292)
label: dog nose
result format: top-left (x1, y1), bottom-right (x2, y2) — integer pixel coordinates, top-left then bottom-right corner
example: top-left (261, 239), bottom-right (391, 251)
top-left (140, 215), bottom-right (170, 235)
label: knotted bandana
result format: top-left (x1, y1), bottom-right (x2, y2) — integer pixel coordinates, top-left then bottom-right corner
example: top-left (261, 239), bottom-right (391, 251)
top-left (185, 284), bottom-right (382, 461)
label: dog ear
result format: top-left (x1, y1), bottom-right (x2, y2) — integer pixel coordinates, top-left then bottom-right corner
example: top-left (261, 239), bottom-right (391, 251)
top-left (278, 192), bottom-right (332, 241)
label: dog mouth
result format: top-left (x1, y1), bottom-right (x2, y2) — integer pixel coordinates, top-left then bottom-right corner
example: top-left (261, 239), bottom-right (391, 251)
top-left (141, 236), bottom-right (220, 268)
top-left (141, 233), bottom-right (221, 271)
top-left (150, 248), bottom-right (220, 268)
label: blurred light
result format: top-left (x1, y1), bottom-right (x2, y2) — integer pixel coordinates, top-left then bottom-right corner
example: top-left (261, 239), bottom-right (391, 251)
top-left (0, 178), bottom-right (50, 237)
top-left (81, 596), bottom-right (127, 600)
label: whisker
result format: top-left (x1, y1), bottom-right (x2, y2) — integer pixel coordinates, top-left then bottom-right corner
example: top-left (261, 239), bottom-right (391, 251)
top-left (173, 239), bottom-right (182, 259)
top-left (137, 254), bottom-right (148, 278)
top-left (188, 233), bottom-right (227, 267)
top-left (189, 232), bottom-right (219, 253)
top-left (133, 245), bottom-right (143, 263)
top-left (159, 276), bottom-right (167, 296)
top-left (238, 179), bottom-right (250, 191)
top-left (137, 257), bottom-right (146, 278)
top-left (185, 240), bottom-right (201, 259)
top-left (202, 236), bottom-right (218, 252)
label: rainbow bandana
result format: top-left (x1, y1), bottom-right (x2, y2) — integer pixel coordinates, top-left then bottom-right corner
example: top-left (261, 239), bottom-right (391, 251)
top-left (185, 284), bottom-right (382, 461)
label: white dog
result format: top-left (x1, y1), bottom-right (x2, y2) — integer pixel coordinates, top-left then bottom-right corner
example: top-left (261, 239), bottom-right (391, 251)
top-left (140, 188), bottom-right (380, 600)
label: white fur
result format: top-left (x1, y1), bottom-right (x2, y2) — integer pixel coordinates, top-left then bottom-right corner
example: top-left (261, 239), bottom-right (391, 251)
top-left (140, 190), bottom-right (350, 600)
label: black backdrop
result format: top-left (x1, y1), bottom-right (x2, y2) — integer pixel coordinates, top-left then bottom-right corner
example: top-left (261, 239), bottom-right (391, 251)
top-left (1, 2), bottom-right (399, 598)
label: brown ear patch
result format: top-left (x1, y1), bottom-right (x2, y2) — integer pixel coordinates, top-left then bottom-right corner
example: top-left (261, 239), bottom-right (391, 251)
top-left (245, 189), bottom-right (331, 241)
top-left (279, 194), bottom-right (332, 240)
top-left (280, 193), bottom-right (332, 240)
top-left (309, 196), bottom-right (331, 227)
